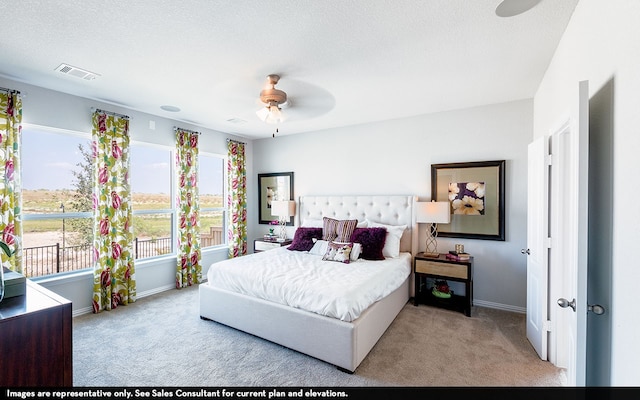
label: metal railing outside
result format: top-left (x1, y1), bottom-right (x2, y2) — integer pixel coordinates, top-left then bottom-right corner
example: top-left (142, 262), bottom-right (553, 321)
top-left (21, 227), bottom-right (224, 278)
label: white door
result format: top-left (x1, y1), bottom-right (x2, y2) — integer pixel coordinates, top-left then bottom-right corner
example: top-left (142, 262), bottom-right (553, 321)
top-left (550, 80), bottom-right (589, 386)
top-left (526, 135), bottom-right (550, 360)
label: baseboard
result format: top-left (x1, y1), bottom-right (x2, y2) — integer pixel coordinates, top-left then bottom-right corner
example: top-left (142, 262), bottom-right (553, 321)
top-left (473, 299), bottom-right (526, 314)
top-left (73, 307), bottom-right (93, 317)
top-left (72, 284), bottom-right (176, 317)
top-left (138, 283), bottom-right (176, 299)
top-left (73, 288), bottom-right (526, 317)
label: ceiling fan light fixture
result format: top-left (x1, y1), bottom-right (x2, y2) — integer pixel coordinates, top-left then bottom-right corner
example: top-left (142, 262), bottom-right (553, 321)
top-left (267, 104), bottom-right (283, 123)
top-left (257, 74), bottom-right (288, 124)
top-left (256, 101), bottom-right (285, 124)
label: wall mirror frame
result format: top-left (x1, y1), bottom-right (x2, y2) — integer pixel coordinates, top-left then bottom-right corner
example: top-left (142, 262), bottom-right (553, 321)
top-left (258, 171), bottom-right (294, 225)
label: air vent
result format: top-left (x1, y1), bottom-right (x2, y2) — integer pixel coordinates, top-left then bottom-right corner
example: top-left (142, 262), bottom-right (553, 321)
top-left (55, 63), bottom-right (100, 80)
top-left (226, 118), bottom-right (247, 124)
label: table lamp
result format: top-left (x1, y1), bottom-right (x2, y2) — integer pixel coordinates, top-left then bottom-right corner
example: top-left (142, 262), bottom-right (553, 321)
top-left (270, 200), bottom-right (296, 242)
top-left (416, 200), bottom-right (451, 257)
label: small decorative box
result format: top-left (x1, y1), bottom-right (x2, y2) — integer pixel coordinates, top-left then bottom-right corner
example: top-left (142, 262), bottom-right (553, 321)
top-left (3, 267), bottom-right (26, 298)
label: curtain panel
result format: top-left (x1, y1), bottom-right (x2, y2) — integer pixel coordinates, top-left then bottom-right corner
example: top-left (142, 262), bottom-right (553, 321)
top-left (175, 129), bottom-right (201, 288)
top-left (91, 110), bottom-right (136, 312)
top-left (227, 140), bottom-right (247, 258)
top-left (0, 89), bottom-right (23, 273)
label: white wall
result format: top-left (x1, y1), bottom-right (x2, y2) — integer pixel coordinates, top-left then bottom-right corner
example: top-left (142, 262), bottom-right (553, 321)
top-left (252, 99), bottom-right (533, 311)
top-left (0, 77), bottom-right (250, 315)
top-left (533, 0), bottom-right (640, 385)
top-left (3, 76), bottom-right (533, 313)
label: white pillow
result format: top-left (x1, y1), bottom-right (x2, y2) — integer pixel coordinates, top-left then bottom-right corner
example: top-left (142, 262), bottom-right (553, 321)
top-left (310, 240), bottom-right (362, 261)
top-left (301, 218), bottom-right (324, 228)
top-left (365, 220), bottom-right (407, 258)
top-left (309, 239), bottom-right (329, 255)
top-left (303, 218), bottom-right (368, 229)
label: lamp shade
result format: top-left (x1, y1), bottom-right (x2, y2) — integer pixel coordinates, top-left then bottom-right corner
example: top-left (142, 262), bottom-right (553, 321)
top-left (271, 200), bottom-right (296, 218)
top-left (416, 201), bottom-right (451, 224)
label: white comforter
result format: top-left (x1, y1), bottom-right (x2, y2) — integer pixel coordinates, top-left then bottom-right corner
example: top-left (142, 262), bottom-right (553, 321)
top-left (205, 247), bottom-right (411, 322)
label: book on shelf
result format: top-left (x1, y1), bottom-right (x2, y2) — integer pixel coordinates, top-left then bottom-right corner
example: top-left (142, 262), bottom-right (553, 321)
top-left (263, 234), bottom-right (278, 241)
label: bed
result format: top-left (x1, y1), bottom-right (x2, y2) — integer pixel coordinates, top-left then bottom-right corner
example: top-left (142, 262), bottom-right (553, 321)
top-left (199, 195), bottom-right (418, 372)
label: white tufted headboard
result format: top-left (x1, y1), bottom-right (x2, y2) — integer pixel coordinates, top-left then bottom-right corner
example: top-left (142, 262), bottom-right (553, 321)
top-left (297, 195), bottom-right (418, 255)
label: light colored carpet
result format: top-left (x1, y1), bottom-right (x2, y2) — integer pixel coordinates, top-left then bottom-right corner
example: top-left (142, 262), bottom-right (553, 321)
top-left (72, 285), bottom-right (566, 387)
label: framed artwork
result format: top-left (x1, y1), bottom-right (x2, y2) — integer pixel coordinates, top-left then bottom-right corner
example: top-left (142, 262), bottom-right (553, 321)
top-left (431, 160), bottom-right (505, 241)
top-left (258, 172), bottom-right (294, 225)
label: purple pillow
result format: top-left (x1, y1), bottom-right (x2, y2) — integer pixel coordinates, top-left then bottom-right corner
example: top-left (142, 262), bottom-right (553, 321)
top-left (350, 227), bottom-right (387, 260)
top-left (287, 227), bottom-right (323, 251)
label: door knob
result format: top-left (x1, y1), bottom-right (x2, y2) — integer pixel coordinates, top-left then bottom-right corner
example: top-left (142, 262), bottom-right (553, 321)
top-left (588, 304), bottom-right (605, 315)
top-left (521, 248), bottom-right (530, 255)
top-left (557, 297), bottom-right (576, 312)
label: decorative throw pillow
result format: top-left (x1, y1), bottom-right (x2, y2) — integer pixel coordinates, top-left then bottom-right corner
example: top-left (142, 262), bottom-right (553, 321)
top-left (322, 241), bottom-right (353, 264)
top-left (321, 217), bottom-right (358, 242)
top-left (350, 227), bottom-right (387, 260)
top-left (365, 221), bottom-right (407, 258)
top-left (287, 227), bottom-right (323, 252)
top-left (336, 219), bottom-right (358, 242)
top-left (322, 217), bottom-right (340, 241)
top-left (333, 241), bottom-right (362, 261)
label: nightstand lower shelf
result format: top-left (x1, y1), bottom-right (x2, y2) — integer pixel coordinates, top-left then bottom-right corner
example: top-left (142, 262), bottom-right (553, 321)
top-left (414, 289), bottom-right (468, 315)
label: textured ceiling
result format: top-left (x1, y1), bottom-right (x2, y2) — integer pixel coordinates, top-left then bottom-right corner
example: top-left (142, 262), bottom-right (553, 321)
top-left (0, 0), bottom-right (579, 139)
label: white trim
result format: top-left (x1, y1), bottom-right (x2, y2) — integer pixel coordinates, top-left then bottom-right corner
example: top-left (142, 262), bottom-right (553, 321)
top-left (32, 269), bottom-right (93, 286)
top-left (72, 283), bottom-right (176, 317)
top-left (22, 122), bottom-right (90, 138)
top-left (473, 300), bottom-right (526, 314)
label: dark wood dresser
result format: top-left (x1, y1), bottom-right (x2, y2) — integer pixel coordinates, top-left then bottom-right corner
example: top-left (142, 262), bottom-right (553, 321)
top-left (0, 279), bottom-right (72, 386)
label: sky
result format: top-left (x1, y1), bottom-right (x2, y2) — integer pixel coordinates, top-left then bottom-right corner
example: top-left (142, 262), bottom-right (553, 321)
top-left (21, 126), bottom-right (224, 195)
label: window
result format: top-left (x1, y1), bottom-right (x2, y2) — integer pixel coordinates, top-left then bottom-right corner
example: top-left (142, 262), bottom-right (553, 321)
top-left (20, 125), bottom-right (226, 278)
top-left (130, 143), bottom-right (174, 260)
top-left (21, 125), bottom-right (94, 278)
top-left (198, 153), bottom-right (226, 248)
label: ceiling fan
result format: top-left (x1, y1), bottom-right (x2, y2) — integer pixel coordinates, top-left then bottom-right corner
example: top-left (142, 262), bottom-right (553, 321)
top-left (256, 74), bottom-right (290, 124)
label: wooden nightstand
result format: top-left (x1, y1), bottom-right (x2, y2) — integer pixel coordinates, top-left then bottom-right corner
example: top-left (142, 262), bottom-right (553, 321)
top-left (0, 280), bottom-right (72, 386)
top-left (413, 252), bottom-right (473, 317)
top-left (254, 238), bottom-right (292, 253)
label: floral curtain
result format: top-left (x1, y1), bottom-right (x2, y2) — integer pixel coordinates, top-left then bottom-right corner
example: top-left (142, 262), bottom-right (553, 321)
top-left (175, 128), bottom-right (201, 288)
top-left (0, 89), bottom-right (23, 273)
top-left (91, 110), bottom-right (135, 313)
top-left (227, 139), bottom-right (247, 258)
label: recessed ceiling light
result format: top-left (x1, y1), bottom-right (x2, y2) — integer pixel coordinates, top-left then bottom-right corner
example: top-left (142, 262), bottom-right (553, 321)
top-left (495, 0), bottom-right (542, 17)
top-left (160, 105), bottom-right (180, 112)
